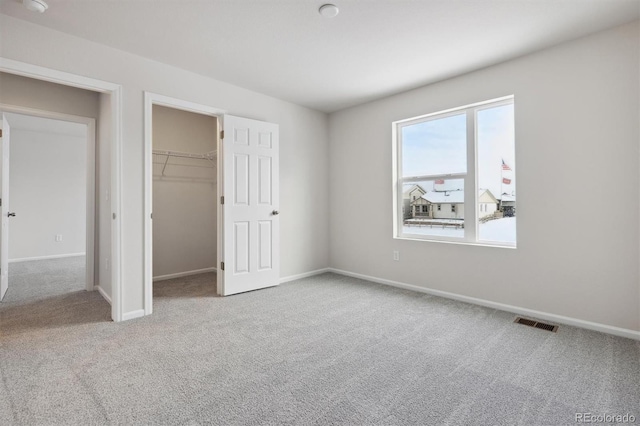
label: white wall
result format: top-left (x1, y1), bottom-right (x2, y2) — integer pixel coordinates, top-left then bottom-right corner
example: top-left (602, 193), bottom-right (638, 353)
top-left (8, 128), bottom-right (86, 260)
top-left (152, 105), bottom-right (217, 278)
top-left (0, 14), bottom-right (330, 316)
top-left (329, 21), bottom-right (640, 332)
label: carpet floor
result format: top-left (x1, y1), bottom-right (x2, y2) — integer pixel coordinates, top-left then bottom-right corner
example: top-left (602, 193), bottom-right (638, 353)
top-left (3, 256), bottom-right (86, 303)
top-left (0, 266), bottom-right (639, 425)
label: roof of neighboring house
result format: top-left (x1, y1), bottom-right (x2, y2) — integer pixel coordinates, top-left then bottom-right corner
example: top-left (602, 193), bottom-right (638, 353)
top-left (500, 194), bottom-right (516, 202)
top-left (403, 184), bottom-right (426, 197)
top-left (479, 188), bottom-right (498, 203)
top-left (414, 189), bottom-right (498, 205)
top-left (421, 190), bottom-right (465, 204)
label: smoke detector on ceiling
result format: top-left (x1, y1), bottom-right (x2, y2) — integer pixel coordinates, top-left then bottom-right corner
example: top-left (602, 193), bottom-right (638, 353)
top-left (23, 0), bottom-right (48, 13)
top-left (319, 4), bottom-right (339, 18)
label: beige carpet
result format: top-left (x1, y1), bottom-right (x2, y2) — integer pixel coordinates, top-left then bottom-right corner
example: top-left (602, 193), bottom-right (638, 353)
top-left (1, 266), bottom-right (639, 425)
top-left (3, 256), bottom-right (86, 303)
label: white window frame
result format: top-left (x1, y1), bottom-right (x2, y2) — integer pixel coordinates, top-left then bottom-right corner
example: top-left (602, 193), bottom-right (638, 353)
top-left (392, 95), bottom-right (515, 247)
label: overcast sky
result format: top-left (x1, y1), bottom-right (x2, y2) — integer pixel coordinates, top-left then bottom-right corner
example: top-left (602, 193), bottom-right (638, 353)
top-left (402, 103), bottom-right (515, 198)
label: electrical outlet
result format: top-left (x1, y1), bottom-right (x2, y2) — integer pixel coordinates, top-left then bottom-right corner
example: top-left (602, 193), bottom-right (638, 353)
top-left (55, 234), bottom-right (63, 242)
top-left (393, 250), bottom-right (400, 261)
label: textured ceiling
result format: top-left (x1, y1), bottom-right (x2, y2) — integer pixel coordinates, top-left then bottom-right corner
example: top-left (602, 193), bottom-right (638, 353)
top-left (1, 0), bottom-right (638, 112)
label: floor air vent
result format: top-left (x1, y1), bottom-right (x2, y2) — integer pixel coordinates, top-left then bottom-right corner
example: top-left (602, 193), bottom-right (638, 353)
top-left (514, 317), bottom-right (558, 333)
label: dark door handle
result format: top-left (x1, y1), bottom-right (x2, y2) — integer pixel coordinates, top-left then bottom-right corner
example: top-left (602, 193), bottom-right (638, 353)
top-left (8, 212), bottom-right (15, 217)
top-left (272, 210), bottom-right (279, 216)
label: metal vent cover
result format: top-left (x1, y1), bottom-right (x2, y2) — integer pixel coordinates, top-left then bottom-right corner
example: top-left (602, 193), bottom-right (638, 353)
top-left (514, 317), bottom-right (558, 333)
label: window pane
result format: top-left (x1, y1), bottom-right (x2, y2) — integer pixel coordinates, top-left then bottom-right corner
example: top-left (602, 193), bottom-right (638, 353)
top-left (477, 104), bottom-right (516, 243)
top-left (402, 179), bottom-right (464, 238)
top-left (401, 114), bottom-right (467, 177)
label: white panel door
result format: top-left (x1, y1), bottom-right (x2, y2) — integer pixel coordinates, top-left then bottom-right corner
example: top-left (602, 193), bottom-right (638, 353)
top-left (0, 114), bottom-right (11, 301)
top-left (221, 115), bottom-right (279, 296)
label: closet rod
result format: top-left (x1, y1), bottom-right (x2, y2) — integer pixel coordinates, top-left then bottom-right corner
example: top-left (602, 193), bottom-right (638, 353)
top-left (153, 149), bottom-right (217, 175)
top-left (152, 149), bottom-right (216, 160)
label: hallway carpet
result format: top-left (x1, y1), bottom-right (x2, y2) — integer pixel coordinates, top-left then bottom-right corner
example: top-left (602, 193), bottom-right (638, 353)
top-left (3, 256), bottom-right (86, 303)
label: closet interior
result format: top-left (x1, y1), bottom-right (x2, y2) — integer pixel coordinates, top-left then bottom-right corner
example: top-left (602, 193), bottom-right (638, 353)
top-left (152, 105), bottom-right (218, 293)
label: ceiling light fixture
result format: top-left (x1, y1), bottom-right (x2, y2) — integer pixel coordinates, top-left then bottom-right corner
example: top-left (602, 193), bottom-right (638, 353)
top-left (23, 0), bottom-right (48, 13)
top-left (319, 4), bottom-right (339, 18)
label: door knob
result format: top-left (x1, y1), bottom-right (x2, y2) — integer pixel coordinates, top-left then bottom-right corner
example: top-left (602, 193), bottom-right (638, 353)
top-left (8, 212), bottom-right (15, 217)
top-left (272, 210), bottom-right (279, 216)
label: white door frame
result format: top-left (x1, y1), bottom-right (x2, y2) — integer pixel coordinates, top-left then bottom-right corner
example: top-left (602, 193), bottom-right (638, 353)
top-left (0, 57), bottom-right (124, 322)
top-left (0, 105), bottom-right (96, 293)
top-left (143, 92), bottom-right (225, 316)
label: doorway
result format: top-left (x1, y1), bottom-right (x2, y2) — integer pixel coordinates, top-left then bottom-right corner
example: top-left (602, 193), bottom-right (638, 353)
top-left (144, 93), bottom-right (281, 316)
top-left (144, 93), bottom-right (223, 315)
top-left (0, 111), bottom-right (94, 304)
top-left (0, 59), bottom-right (123, 321)
top-left (151, 104), bottom-right (219, 304)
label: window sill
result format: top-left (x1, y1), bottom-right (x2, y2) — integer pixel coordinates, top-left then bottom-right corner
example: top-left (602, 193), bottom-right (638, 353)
top-left (395, 235), bottom-right (517, 249)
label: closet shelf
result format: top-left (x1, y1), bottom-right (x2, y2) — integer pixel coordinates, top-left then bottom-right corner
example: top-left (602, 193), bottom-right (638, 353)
top-left (153, 149), bottom-right (217, 175)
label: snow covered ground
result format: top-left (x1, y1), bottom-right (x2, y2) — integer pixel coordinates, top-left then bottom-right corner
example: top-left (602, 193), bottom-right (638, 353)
top-left (479, 217), bottom-right (516, 243)
top-left (403, 217), bottom-right (516, 243)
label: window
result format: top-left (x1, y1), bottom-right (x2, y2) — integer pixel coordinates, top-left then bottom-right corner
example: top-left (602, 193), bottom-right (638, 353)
top-left (395, 96), bottom-right (516, 246)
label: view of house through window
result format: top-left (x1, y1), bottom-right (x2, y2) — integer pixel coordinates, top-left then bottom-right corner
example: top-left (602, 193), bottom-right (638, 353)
top-left (477, 103), bottom-right (516, 243)
top-left (396, 97), bottom-right (516, 246)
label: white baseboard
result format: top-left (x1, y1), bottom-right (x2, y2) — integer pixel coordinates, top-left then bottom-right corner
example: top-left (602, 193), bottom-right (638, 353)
top-left (328, 268), bottom-right (640, 341)
top-left (94, 285), bottom-right (112, 305)
top-left (9, 252), bottom-right (86, 263)
top-left (122, 309), bottom-right (145, 321)
top-left (280, 268), bottom-right (331, 284)
top-left (153, 267), bottom-right (216, 282)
